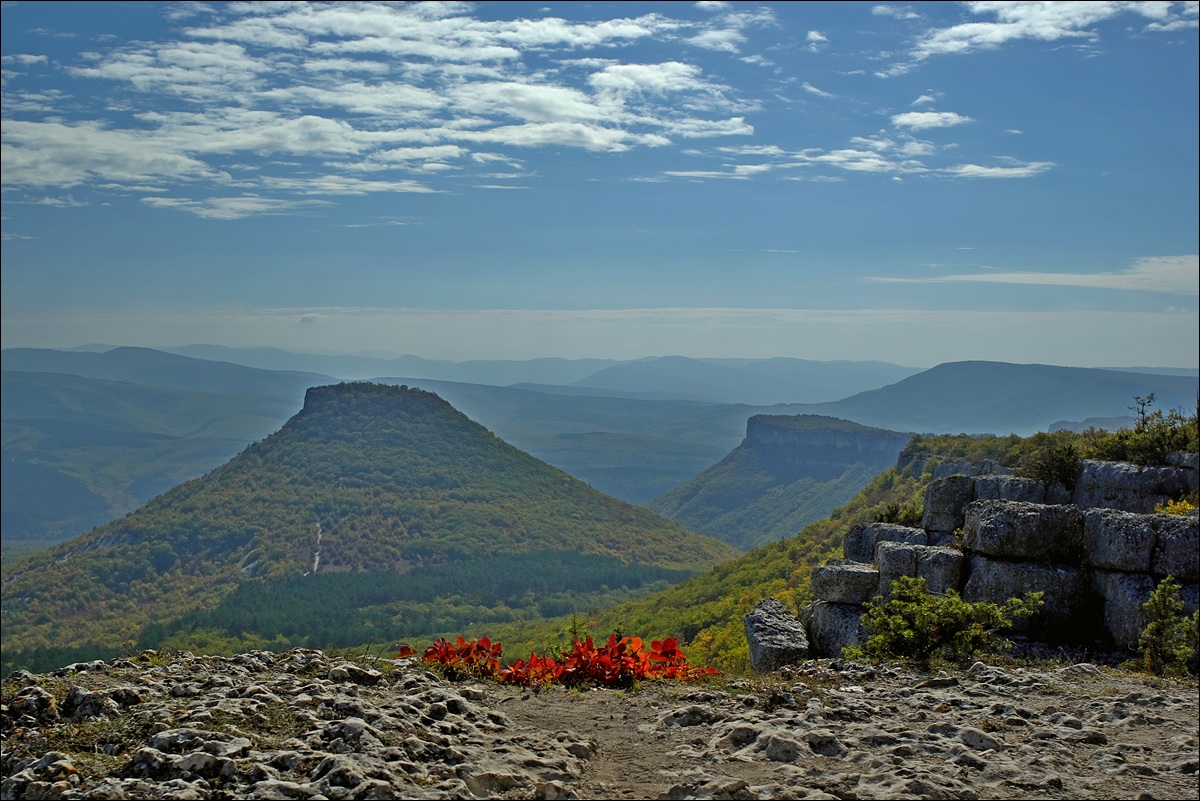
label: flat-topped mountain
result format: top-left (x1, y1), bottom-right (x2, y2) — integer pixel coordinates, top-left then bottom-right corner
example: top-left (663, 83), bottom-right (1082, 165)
top-left (1, 383), bottom-right (736, 672)
top-left (648, 415), bottom-right (914, 551)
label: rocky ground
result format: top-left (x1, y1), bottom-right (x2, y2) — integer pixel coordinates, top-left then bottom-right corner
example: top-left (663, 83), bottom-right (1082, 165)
top-left (2, 648), bottom-right (1197, 800)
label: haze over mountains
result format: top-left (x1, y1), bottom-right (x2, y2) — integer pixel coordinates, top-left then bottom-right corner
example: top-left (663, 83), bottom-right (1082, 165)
top-left (3, 345), bottom-right (1196, 555)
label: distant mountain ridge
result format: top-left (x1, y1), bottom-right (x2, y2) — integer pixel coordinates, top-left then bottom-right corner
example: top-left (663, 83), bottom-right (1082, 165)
top-left (1, 383), bottom-right (736, 671)
top-left (806, 361), bottom-right (1199, 435)
top-left (5, 347), bottom-right (1195, 553)
top-left (156, 345), bottom-right (922, 405)
top-left (648, 415), bottom-right (915, 551)
top-left (572, 355), bottom-right (923, 405)
top-left (2, 346), bottom-right (331, 395)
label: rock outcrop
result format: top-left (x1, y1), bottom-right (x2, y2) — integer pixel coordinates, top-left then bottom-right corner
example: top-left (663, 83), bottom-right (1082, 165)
top-left (796, 455), bottom-right (1199, 659)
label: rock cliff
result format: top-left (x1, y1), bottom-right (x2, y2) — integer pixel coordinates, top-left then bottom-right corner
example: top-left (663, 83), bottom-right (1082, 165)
top-left (742, 416), bottom-right (915, 483)
top-left (794, 454), bottom-right (1199, 659)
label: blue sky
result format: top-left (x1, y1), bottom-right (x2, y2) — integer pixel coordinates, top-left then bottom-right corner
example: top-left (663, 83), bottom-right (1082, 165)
top-left (2, 1), bottom-right (1197, 367)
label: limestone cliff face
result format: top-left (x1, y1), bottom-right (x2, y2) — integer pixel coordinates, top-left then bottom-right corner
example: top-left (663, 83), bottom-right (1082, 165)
top-left (743, 415), bottom-right (915, 482)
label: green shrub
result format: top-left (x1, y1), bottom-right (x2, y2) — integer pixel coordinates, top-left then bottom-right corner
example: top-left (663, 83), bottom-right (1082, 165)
top-left (1017, 435), bottom-right (1082, 491)
top-left (845, 576), bottom-right (1043, 667)
top-left (1134, 576), bottom-right (1199, 676)
top-left (874, 499), bottom-right (923, 527)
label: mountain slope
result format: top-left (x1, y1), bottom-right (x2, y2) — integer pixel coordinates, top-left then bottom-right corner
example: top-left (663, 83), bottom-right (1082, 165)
top-left (0, 383), bottom-right (737, 671)
top-left (648, 415), bottom-right (915, 551)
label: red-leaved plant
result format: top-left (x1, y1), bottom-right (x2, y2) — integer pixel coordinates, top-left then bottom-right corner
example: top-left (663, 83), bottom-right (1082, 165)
top-left (401, 634), bottom-right (717, 688)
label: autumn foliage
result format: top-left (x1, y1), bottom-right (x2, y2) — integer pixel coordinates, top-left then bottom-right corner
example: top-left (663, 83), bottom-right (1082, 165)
top-left (398, 634), bottom-right (717, 688)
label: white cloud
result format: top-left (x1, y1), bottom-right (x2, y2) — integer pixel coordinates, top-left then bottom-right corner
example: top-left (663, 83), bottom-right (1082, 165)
top-left (589, 61), bottom-right (710, 97)
top-left (661, 116), bottom-right (752, 138)
top-left (870, 256), bottom-right (1200, 296)
top-left (1, 120), bottom-right (214, 188)
top-left (695, 1), bottom-right (731, 11)
top-left (891, 111), bottom-right (972, 130)
top-left (687, 28), bottom-right (746, 53)
top-left (450, 121), bottom-right (669, 152)
top-left (907, 1), bottom-right (1199, 64)
top-left (908, 255), bottom-right (1200, 294)
top-left (140, 195), bottom-right (330, 219)
top-left (1, 54), bottom-right (49, 65)
top-left (260, 175), bottom-right (439, 195)
top-left (911, 94), bottom-right (936, 105)
top-left (872, 5), bottom-right (921, 20)
top-left (802, 82), bottom-right (835, 98)
top-left (945, 160), bottom-right (1054, 178)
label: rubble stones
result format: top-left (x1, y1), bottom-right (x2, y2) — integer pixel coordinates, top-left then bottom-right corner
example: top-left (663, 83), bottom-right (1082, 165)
top-left (2, 649), bottom-right (1197, 801)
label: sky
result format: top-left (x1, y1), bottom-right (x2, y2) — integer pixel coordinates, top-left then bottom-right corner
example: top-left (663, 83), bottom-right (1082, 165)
top-left (2, 1), bottom-right (1197, 368)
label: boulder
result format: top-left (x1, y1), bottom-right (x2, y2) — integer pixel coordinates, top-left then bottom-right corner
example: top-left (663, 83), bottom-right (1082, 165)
top-left (963, 501), bottom-right (1084, 562)
top-left (922, 475), bottom-right (975, 533)
top-left (744, 599), bottom-right (809, 674)
top-left (799, 601), bottom-right (867, 658)
top-left (961, 556), bottom-right (1093, 641)
top-left (1073, 460), bottom-right (1194, 513)
top-left (811, 561), bottom-right (880, 604)
top-left (842, 523), bottom-right (926, 563)
top-left (1083, 509), bottom-right (1156, 573)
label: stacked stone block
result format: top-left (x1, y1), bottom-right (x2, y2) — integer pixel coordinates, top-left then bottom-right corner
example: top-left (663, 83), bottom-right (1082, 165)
top-left (790, 456), bottom-right (1199, 661)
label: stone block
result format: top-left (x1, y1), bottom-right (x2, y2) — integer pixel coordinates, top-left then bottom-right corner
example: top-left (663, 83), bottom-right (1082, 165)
top-left (973, 476), bottom-right (1046, 504)
top-left (1073, 460), bottom-right (1194, 513)
top-left (1083, 509), bottom-right (1156, 573)
top-left (811, 562), bottom-right (880, 604)
top-left (842, 523), bottom-right (925, 563)
top-left (961, 556), bottom-right (1092, 641)
top-left (875, 542), bottom-right (963, 597)
top-left (798, 601), bottom-right (866, 659)
top-left (963, 501), bottom-right (1084, 562)
top-left (922, 475), bottom-right (975, 533)
top-left (744, 599), bottom-right (809, 674)
top-left (1151, 513), bottom-right (1199, 582)
top-left (918, 546), bottom-right (965, 595)
top-left (1092, 571), bottom-right (1155, 650)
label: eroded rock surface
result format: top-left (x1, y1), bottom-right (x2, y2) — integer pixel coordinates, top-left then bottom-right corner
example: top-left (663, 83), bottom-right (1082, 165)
top-left (5, 649), bottom-right (1195, 800)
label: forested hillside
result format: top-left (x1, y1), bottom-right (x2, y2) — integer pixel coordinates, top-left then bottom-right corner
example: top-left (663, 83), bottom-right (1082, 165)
top-left (0, 383), bottom-right (737, 674)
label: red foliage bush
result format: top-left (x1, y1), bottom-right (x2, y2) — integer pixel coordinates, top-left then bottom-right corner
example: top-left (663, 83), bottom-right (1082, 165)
top-left (401, 634), bottom-right (717, 688)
